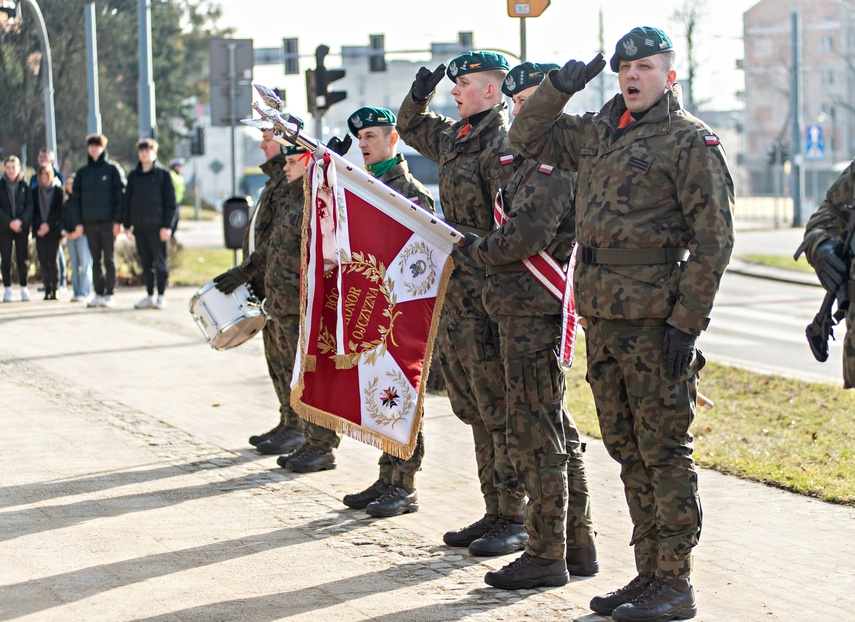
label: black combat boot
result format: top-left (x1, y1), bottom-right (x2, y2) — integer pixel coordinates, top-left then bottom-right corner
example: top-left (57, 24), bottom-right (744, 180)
top-left (343, 479), bottom-right (390, 509)
top-left (276, 442), bottom-right (309, 468)
top-left (468, 514), bottom-right (527, 556)
top-left (590, 573), bottom-right (655, 616)
top-left (443, 513), bottom-right (500, 547)
top-left (365, 485), bottom-right (419, 517)
top-left (611, 577), bottom-right (697, 622)
top-left (566, 545), bottom-right (599, 576)
top-left (284, 444), bottom-right (336, 473)
top-left (484, 552), bottom-right (569, 590)
top-left (249, 421), bottom-right (284, 446)
top-left (256, 426), bottom-right (305, 455)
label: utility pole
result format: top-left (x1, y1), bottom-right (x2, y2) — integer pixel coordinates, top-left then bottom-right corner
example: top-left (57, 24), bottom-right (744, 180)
top-left (790, 11), bottom-right (805, 227)
top-left (137, 0), bottom-right (156, 139)
top-left (84, 2), bottom-right (101, 134)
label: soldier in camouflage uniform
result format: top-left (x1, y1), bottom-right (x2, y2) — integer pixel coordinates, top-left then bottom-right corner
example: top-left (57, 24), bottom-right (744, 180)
top-left (510, 28), bottom-right (734, 621)
top-left (213, 130), bottom-right (305, 456)
top-left (797, 161), bottom-right (855, 387)
top-left (337, 106), bottom-right (435, 517)
top-left (398, 51), bottom-right (527, 556)
top-left (459, 62), bottom-right (598, 590)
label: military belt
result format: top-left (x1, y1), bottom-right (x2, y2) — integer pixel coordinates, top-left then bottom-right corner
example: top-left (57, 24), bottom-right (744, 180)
top-left (578, 246), bottom-right (690, 265)
top-left (445, 220), bottom-right (491, 237)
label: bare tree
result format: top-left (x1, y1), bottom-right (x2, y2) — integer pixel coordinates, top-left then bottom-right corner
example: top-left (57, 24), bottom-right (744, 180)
top-left (670, 0), bottom-right (708, 112)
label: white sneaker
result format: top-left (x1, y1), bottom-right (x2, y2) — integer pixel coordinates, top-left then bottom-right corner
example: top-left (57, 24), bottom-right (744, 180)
top-left (154, 295), bottom-right (167, 310)
top-left (100, 295), bottom-right (115, 308)
top-left (87, 295), bottom-right (102, 308)
top-left (20, 287), bottom-right (30, 302)
top-left (3, 287), bottom-right (12, 303)
top-left (70, 295), bottom-right (85, 303)
top-left (135, 295), bottom-right (155, 309)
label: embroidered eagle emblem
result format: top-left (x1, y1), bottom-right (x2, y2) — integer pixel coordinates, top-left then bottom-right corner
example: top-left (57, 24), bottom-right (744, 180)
top-left (622, 38), bottom-right (638, 57)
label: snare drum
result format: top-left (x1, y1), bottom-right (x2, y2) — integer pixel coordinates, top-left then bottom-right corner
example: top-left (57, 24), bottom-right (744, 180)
top-left (189, 282), bottom-right (267, 350)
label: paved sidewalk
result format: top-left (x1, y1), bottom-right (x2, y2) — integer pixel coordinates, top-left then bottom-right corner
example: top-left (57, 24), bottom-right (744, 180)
top-left (2, 283), bottom-right (855, 622)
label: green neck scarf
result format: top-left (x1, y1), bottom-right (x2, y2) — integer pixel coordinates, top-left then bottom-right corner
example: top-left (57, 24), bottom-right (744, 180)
top-left (368, 156), bottom-right (397, 179)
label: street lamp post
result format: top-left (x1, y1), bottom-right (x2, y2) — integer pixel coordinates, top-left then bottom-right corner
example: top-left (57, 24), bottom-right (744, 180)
top-left (1, 0), bottom-right (57, 154)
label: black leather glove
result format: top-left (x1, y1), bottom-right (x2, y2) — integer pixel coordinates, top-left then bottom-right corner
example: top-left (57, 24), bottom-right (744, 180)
top-left (455, 232), bottom-right (480, 260)
top-left (326, 134), bottom-right (352, 156)
top-left (412, 64), bottom-right (446, 102)
top-left (550, 53), bottom-right (607, 96)
top-left (662, 326), bottom-right (698, 378)
top-left (212, 266), bottom-right (249, 295)
top-left (812, 237), bottom-right (848, 293)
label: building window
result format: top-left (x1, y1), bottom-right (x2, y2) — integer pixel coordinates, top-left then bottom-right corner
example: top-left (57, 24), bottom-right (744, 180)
top-left (820, 35), bottom-right (835, 54)
top-left (822, 70), bottom-right (836, 86)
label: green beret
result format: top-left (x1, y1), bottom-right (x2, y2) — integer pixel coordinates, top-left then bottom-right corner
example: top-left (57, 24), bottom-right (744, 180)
top-left (446, 51), bottom-right (510, 81)
top-left (347, 106), bottom-right (397, 137)
top-left (502, 62), bottom-right (560, 97)
top-left (282, 143), bottom-right (307, 156)
top-left (610, 26), bottom-right (673, 72)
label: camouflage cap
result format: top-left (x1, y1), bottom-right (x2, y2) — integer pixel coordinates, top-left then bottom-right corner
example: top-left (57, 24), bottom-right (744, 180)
top-left (347, 106), bottom-right (397, 137)
top-left (610, 26), bottom-right (673, 72)
top-left (501, 61), bottom-right (560, 97)
top-left (446, 51), bottom-right (510, 81)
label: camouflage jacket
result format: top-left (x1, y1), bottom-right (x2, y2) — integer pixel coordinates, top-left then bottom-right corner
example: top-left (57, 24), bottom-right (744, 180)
top-left (799, 160), bottom-right (855, 262)
top-left (241, 155), bottom-right (287, 298)
top-left (798, 160), bottom-right (855, 388)
top-left (397, 92), bottom-right (515, 316)
top-left (464, 156), bottom-right (577, 357)
top-left (377, 153), bottom-right (435, 213)
top-left (263, 175), bottom-right (305, 319)
top-left (509, 81), bottom-right (734, 335)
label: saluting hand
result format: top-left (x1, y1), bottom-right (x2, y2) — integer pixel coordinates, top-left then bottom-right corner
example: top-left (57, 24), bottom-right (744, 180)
top-left (412, 64), bottom-right (447, 102)
top-left (551, 53), bottom-right (606, 96)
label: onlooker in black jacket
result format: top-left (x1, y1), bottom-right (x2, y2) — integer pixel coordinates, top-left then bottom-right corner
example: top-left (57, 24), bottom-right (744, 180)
top-left (32, 164), bottom-right (65, 300)
top-left (30, 148), bottom-right (67, 292)
top-left (121, 138), bottom-right (176, 310)
top-left (0, 155), bottom-right (34, 302)
top-left (71, 133), bottom-right (126, 308)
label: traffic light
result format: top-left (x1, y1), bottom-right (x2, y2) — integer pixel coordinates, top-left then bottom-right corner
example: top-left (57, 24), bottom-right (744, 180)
top-left (305, 69), bottom-right (316, 113)
top-left (780, 140), bottom-right (791, 163)
top-left (369, 34), bottom-right (386, 72)
top-left (767, 141), bottom-right (779, 166)
top-left (191, 125), bottom-right (205, 156)
top-left (313, 45), bottom-right (347, 112)
top-left (283, 38), bottom-right (299, 75)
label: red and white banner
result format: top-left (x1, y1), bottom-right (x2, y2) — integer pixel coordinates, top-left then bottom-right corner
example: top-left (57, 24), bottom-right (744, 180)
top-left (494, 194), bottom-right (579, 370)
top-left (291, 150), bottom-right (458, 459)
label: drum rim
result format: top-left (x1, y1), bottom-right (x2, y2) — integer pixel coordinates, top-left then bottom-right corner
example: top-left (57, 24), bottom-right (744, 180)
top-left (211, 313), bottom-right (267, 349)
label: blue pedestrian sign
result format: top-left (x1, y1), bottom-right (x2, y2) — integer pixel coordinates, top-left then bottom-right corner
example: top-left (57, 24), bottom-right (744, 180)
top-left (806, 125), bottom-right (824, 161)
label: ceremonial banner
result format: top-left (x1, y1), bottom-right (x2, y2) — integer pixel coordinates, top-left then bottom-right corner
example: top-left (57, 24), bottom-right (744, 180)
top-left (291, 150), bottom-right (458, 459)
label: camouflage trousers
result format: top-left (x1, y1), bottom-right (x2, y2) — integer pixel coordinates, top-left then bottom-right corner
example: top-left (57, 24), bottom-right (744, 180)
top-left (438, 311), bottom-right (525, 516)
top-left (377, 421), bottom-right (425, 490)
top-left (263, 315), bottom-right (303, 430)
top-left (844, 309), bottom-right (855, 388)
top-left (584, 317), bottom-right (703, 579)
top-left (504, 345), bottom-right (596, 560)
